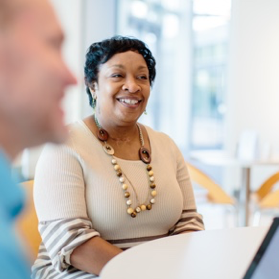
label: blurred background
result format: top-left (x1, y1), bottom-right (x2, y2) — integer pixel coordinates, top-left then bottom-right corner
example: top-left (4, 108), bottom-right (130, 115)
top-left (17, 0), bottom-right (279, 229)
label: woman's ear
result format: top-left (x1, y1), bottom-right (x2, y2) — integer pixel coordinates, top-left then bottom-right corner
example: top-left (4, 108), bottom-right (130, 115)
top-left (89, 87), bottom-right (94, 95)
top-left (93, 82), bottom-right (99, 91)
top-left (89, 86), bottom-right (97, 100)
top-left (89, 83), bottom-right (98, 94)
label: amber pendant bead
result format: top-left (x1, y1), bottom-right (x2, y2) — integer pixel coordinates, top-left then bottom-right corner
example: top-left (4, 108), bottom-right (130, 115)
top-left (97, 129), bottom-right (108, 141)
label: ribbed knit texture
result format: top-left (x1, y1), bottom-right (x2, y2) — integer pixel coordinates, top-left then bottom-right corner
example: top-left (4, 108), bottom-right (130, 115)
top-left (32, 120), bottom-right (204, 278)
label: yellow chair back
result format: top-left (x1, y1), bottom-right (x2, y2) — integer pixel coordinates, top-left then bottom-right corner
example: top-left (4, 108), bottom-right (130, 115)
top-left (186, 162), bottom-right (234, 205)
top-left (255, 171), bottom-right (279, 202)
top-left (16, 180), bottom-right (41, 258)
top-left (259, 189), bottom-right (279, 208)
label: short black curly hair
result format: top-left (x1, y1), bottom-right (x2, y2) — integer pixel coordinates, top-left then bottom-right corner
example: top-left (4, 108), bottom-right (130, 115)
top-left (84, 35), bottom-right (156, 108)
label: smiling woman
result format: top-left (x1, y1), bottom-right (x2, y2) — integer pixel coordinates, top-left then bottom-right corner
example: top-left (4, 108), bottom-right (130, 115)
top-left (32, 36), bottom-right (204, 278)
top-left (92, 50), bottom-right (151, 128)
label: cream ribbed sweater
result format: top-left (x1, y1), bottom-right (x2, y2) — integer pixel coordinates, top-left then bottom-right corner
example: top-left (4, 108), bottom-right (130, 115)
top-left (32, 120), bottom-right (204, 278)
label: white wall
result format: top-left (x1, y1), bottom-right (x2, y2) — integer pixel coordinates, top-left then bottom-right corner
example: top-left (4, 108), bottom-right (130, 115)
top-left (226, 0), bottom-right (279, 157)
top-left (81, 0), bottom-right (117, 117)
top-left (224, 0), bottom-right (279, 191)
top-left (50, 0), bottom-right (84, 124)
top-left (52, 0), bottom-right (117, 121)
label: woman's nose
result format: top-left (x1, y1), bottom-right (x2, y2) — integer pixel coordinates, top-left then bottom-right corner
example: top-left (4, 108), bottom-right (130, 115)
top-left (122, 78), bottom-right (141, 93)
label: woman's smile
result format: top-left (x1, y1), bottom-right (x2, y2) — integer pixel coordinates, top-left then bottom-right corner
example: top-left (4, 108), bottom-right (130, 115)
top-left (116, 96), bottom-right (143, 109)
top-left (94, 50), bottom-right (150, 124)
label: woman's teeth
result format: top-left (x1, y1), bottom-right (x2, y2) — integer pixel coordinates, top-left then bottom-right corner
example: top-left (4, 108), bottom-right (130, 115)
top-left (119, 99), bottom-right (140, 105)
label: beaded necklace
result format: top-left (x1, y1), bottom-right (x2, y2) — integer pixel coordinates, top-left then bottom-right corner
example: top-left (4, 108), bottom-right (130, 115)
top-left (94, 114), bottom-right (157, 218)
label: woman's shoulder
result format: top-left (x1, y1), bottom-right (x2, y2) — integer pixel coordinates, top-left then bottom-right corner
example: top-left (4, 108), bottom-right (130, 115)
top-left (144, 126), bottom-right (186, 165)
top-left (66, 120), bottom-right (97, 147)
top-left (144, 125), bottom-right (176, 145)
top-left (41, 120), bottom-right (95, 155)
top-left (67, 120), bottom-right (91, 139)
top-left (143, 125), bottom-right (182, 156)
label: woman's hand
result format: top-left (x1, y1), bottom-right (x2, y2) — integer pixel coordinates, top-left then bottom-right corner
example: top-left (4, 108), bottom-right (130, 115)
top-left (70, 236), bottom-right (123, 275)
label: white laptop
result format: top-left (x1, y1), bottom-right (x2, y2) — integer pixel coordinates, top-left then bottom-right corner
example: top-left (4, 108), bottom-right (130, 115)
top-left (243, 217), bottom-right (279, 279)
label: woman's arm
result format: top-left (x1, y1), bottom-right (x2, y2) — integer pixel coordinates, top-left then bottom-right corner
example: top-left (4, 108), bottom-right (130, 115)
top-left (169, 142), bottom-right (205, 235)
top-left (71, 236), bottom-right (122, 275)
top-left (34, 142), bottom-right (121, 275)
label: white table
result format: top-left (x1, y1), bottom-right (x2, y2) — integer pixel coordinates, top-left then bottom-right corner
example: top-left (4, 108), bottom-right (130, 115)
top-left (189, 150), bottom-right (279, 226)
top-left (100, 226), bottom-right (268, 279)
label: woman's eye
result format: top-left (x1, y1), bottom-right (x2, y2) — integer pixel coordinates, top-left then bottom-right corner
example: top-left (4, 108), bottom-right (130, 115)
top-left (111, 74), bottom-right (123, 78)
top-left (138, 75), bottom-right (148, 80)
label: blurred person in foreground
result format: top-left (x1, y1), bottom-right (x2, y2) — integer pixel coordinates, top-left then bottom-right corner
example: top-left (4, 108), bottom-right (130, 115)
top-left (0, 0), bottom-right (76, 277)
top-left (32, 36), bottom-right (204, 278)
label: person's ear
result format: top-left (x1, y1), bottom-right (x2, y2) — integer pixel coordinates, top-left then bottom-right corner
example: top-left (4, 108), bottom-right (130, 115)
top-left (89, 85), bottom-right (97, 100)
top-left (89, 87), bottom-right (94, 95)
top-left (90, 83), bottom-right (98, 93)
top-left (93, 82), bottom-right (99, 92)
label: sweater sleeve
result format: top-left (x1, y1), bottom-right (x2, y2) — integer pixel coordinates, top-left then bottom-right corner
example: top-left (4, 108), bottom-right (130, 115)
top-left (168, 142), bottom-right (204, 235)
top-left (33, 143), bottom-right (100, 273)
top-left (34, 143), bottom-right (90, 220)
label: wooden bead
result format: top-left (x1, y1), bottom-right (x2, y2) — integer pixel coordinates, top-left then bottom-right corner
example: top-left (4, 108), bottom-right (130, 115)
top-left (146, 165), bottom-right (152, 171)
top-left (149, 176), bottom-right (155, 182)
top-left (103, 144), bottom-right (114, 155)
top-left (124, 192), bottom-right (130, 198)
top-left (114, 165), bottom-right (120, 171)
top-left (131, 212), bottom-right (137, 218)
top-left (150, 183), bottom-right (156, 189)
top-left (126, 199), bottom-right (132, 205)
top-left (97, 129), bottom-right (108, 141)
top-left (119, 177), bottom-right (125, 183)
top-left (151, 190), bottom-right (157, 197)
top-left (139, 147), bottom-right (151, 164)
top-left (136, 206), bottom-right (141, 213)
top-left (146, 204), bottom-right (152, 210)
top-left (148, 170), bottom-right (154, 176)
top-left (122, 184), bottom-right (128, 190)
top-left (150, 198), bottom-right (155, 204)
top-left (127, 207), bottom-right (134, 214)
top-left (140, 204), bottom-right (146, 211)
top-left (116, 171), bottom-right (122, 177)
top-left (111, 159), bottom-right (117, 165)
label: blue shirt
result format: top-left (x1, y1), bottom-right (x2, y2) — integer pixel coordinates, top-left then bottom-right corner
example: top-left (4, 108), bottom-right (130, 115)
top-left (0, 151), bottom-right (30, 279)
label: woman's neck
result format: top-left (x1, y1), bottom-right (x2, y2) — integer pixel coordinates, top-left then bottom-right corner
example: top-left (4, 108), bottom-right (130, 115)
top-left (94, 115), bottom-right (140, 144)
top-left (83, 114), bottom-right (149, 160)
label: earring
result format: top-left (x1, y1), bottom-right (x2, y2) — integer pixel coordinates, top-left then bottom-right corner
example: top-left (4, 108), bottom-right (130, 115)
top-left (144, 110), bottom-right (147, 115)
top-left (91, 95), bottom-right (97, 112)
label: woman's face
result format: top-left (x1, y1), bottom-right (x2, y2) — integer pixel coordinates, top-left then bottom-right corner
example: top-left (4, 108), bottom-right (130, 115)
top-left (94, 50), bottom-right (151, 127)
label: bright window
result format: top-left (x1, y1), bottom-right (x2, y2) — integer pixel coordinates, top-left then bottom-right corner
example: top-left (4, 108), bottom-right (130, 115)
top-left (116, 0), bottom-right (231, 153)
top-left (190, 0), bottom-right (231, 149)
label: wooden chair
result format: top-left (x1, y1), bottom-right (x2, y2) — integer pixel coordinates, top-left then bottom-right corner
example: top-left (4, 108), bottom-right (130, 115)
top-left (259, 189), bottom-right (279, 208)
top-left (16, 180), bottom-right (41, 260)
top-left (186, 162), bottom-right (236, 228)
top-left (186, 162), bottom-right (234, 205)
top-left (252, 171), bottom-right (279, 224)
top-left (254, 171), bottom-right (279, 206)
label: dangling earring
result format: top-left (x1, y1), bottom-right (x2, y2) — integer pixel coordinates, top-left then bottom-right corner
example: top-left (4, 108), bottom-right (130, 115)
top-left (89, 87), bottom-right (97, 112)
top-left (92, 97), bottom-right (97, 113)
top-left (144, 110), bottom-right (148, 115)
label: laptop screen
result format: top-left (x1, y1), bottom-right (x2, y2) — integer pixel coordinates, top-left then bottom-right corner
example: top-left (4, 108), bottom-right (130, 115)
top-left (243, 217), bottom-right (279, 279)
